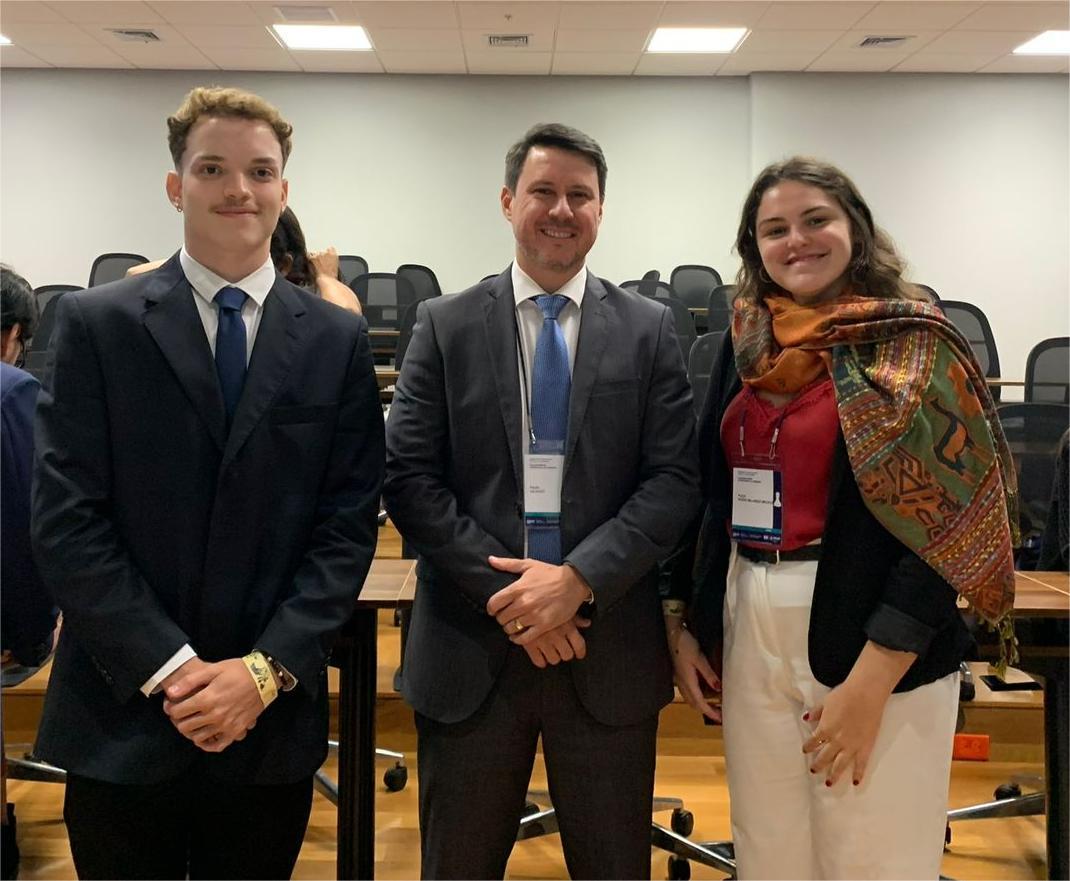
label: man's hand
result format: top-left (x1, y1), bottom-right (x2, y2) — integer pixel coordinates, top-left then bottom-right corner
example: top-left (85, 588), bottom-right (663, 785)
top-left (521, 616), bottom-right (591, 668)
top-left (162, 658), bottom-right (269, 753)
top-left (486, 556), bottom-right (590, 643)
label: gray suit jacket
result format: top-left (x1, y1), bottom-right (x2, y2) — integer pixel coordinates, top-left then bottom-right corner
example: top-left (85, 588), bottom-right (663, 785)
top-left (383, 269), bottom-right (701, 726)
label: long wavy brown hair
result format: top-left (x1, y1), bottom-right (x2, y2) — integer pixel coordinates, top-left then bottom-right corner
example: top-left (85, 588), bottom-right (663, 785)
top-left (734, 157), bottom-right (926, 306)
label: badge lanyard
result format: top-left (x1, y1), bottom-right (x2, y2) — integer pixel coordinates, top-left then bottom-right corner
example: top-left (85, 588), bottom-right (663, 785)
top-left (516, 319), bottom-right (565, 539)
top-left (730, 397), bottom-right (787, 546)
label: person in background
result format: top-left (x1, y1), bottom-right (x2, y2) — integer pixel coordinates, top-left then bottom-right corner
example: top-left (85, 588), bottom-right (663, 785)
top-left (129, 208), bottom-right (362, 316)
top-left (666, 156), bottom-right (1017, 879)
top-left (31, 86), bottom-right (383, 880)
top-left (385, 123), bottom-right (700, 879)
top-left (270, 207), bottom-right (362, 315)
top-left (1, 265), bottom-right (59, 881)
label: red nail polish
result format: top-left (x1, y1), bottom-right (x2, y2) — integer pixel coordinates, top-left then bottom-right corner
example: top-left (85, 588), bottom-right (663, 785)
top-left (825, 780), bottom-right (832, 787)
top-left (809, 767), bottom-right (817, 774)
top-left (802, 712), bottom-right (810, 721)
top-left (853, 779), bottom-right (860, 786)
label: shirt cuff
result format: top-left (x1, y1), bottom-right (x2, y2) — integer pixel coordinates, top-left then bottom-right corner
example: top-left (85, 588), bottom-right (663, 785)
top-left (864, 603), bottom-right (937, 656)
top-left (141, 644), bottom-right (196, 696)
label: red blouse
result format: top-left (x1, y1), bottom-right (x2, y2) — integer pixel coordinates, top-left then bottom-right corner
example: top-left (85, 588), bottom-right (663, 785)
top-left (720, 378), bottom-right (839, 551)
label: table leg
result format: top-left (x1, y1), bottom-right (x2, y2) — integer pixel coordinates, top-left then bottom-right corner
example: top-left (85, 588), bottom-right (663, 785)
top-left (336, 608), bottom-right (378, 880)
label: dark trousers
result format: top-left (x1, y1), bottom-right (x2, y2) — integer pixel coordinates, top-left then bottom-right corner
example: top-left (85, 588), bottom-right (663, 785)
top-left (416, 647), bottom-right (659, 880)
top-left (64, 764), bottom-right (313, 880)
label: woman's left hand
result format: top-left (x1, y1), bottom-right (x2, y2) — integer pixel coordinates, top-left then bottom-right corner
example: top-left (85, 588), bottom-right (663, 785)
top-left (309, 246), bottom-right (340, 279)
top-left (801, 640), bottom-right (917, 787)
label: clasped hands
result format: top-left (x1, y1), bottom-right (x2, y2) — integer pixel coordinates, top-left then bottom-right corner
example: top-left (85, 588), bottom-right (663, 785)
top-left (160, 657), bottom-right (269, 754)
top-left (486, 556), bottom-right (591, 669)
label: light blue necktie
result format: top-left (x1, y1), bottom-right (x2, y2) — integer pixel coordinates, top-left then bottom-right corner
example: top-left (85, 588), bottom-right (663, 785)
top-left (214, 286), bottom-right (248, 425)
top-left (527, 294), bottom-right (571, 564)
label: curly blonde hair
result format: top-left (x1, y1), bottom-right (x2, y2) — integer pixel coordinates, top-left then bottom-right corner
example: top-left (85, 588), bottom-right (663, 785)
top-left (167, 86), bottom-right (293, 169)
top-left (734, 156), bottom-right (926, 305)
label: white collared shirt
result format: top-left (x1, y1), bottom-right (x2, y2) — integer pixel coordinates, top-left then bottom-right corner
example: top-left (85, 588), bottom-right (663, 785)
top-left (180, 248), bottom-right (276, 364)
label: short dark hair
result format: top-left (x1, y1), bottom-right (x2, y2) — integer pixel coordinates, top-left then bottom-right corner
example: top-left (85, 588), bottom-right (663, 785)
top-left (504, 123), bottom-right (607, 201)
top-left (1, 264), bottom-right (37, 341)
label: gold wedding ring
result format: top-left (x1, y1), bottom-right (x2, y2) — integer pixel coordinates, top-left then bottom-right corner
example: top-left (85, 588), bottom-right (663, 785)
top-left (511, 619), bottom-right (526, 634)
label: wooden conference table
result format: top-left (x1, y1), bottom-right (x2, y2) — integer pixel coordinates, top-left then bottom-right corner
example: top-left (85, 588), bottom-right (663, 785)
top-left (333, 558), bottom-right (416, 880)
top-left (1005, 571), bottom-right (1070, 880)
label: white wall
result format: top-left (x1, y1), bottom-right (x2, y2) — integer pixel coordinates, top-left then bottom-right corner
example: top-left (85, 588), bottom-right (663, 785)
top-left (750, 72), bottom-right (1069, 388)
top-left (1, 68), bottom-right (1066, 379)
top-left (0, 69), bottom-right (749, 294)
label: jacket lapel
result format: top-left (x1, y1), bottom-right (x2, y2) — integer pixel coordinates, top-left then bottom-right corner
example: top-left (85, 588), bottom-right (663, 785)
top-left (564, 274), bottom-right (609, 474)
top-left (484, 270), bottom-right (524, 493)
top-left (141, 254), bottom-right (227, 451)
top-left (222, 277), bottom-right (305, 468)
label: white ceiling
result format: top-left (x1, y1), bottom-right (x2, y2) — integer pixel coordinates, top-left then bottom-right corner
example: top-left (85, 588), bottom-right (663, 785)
top-left (0, 1), bottom-right (1067, 75)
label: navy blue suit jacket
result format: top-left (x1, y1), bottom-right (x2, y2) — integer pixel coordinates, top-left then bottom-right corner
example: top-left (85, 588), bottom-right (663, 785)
top-left (1, 362), bottom-right (56, 667)
top-left (31, 254), bottom-right (384, 784)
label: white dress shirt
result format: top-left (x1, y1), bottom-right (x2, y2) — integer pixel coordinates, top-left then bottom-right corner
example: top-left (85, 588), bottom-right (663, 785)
top-left (140, 249), bottom-right (279, 696)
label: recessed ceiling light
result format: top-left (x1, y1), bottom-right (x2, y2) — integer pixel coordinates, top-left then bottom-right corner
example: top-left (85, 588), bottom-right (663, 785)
top-left (647, 27), bottom-right (748, 54)
top-left (1013, 30), bottom-right (1070, 55)
top-left (271, 24), bottom-right (372, 51)
top-left (0, 34), bottom-right (12, 46)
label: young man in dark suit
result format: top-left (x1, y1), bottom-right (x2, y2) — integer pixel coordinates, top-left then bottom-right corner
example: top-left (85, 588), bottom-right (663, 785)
top-left (31, 87), bottom-right (384, 879)
top-left (384, 124), bottom-right (701, 879)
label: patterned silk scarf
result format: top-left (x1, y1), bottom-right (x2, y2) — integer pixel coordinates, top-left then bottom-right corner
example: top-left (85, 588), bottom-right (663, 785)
top-left (733, 293), bottom-right (1019, 662)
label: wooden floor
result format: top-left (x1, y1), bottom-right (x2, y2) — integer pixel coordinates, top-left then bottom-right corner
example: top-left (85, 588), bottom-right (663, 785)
top-left (4, 523), bottom-right (1050, 879)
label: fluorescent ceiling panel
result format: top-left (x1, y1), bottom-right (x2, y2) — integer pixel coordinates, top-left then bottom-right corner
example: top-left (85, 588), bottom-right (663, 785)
top-left (1013, 30), bottom-right (1070, 55)
top-left (271, 24), bottom-right (371, 51)
top-left (647, 27), bottom-right (748, 53)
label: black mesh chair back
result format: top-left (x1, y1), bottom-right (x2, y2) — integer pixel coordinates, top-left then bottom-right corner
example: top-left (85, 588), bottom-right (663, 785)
top-left (939, 300), bottom-right (1001, 401)
top-left (88, 252), bottom-right (149, 288)
top-left (338, 255), bottom-right (369, 287)
top-left (997, 402), bottom-right (1070, 559)
top-left (670, 265), bottom-right (723, 310)
top-left (1025, 337), bottom-right (1069, 404)
top-left (621, 279), bottom-right (675, 300)
top-left (349, 272), bottom-right (417, 330)
top-left (396, 264), bottom-right (442, 302)
top-left (687, 331), bottom-right (726, 417)
top-left (395, 302), bottom-right (421, 371)
top-left (31, 285), bottom-right (83, 353)
top-left (706, 284), bottom-right (736, 334)
top-left (652, 297), bottom-right (697, 365)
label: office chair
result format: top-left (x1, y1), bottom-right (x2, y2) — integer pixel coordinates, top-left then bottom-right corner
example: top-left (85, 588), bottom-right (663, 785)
top-left (652, 296), bottom-right (697, 365)
top-left (997, 402), bottom-right (1070, 567)
top-left (396, 263), bottom-right (443, 302)
top-left (915, 283), bottom-right (940, 303)
top-left (670, 265), bottom-right (723, 310)
top-left (25, 285), bottom-right (83, 378)
top-left (621, 279), bottom-right (676, 300)
top-left (706, 285), bottom-right (736, 335)
top-left (4, 662), bottom-right (66, 785)
top-left (939, 300), bottom-right (1002, 401)
top-left (1025, 337), bottom-right (1069, 404)
top-left (87, 252), bottom-right (149, 288)
top-left (687, 332), bottom-right (727, 418)
top-left (395, 302), bottom-right (420, 371)
top-left (338, 255), bottom-right (369, 287)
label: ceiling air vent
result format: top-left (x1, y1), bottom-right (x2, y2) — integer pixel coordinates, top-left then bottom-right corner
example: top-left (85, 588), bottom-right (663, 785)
top-left (276, 5), bottom-right (337, 22)
top-left (106, 28), bottom-right (160, 43)
top-left (488, 34), bottom-right (530, 48)
top-left (857, 35), bottom-right (913, 48)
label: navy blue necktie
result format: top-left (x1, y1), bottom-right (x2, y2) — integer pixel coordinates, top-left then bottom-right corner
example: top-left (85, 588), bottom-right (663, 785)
top-left (527, 294), bottom-right (571, 564)
top-left (214, 286), bottom-right (248, 424)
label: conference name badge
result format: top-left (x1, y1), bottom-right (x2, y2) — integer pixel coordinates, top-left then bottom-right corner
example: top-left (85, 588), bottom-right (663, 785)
top-left (731, 465), bottom-right (783, 546)
top-left (524, 438), bottom-right (564, 533)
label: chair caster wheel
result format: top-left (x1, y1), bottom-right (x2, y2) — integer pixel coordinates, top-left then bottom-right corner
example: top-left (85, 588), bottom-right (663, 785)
top-left (384, 763), bottom-right (407, 792)
top-left (945, 822), bottom-right (952, 847)
top-left (667, 855), bottom-right (691, 880)
top-left (670, 807), bottom-right (694, 837)
top-left (994, 782), bottom-right (1022, 800)
top-left (523, 801), bottom-right (541, 816)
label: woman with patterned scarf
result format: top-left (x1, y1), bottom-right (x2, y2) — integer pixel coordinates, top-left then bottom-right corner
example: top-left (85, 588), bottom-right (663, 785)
top-left (665, 157), bottom-right (1018, 879)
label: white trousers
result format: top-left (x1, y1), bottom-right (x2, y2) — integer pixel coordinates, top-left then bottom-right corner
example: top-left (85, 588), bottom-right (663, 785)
top-left (721, 550), bottom-right (959, 880)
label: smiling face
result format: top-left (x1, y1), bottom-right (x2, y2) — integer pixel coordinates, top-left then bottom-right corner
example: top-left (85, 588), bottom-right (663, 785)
top-left (165, 115), bottom-right (288, 281)
top-left (754, 179), bottom-right (853, 306)
top-left (501, 145), bottom-right (603, 293)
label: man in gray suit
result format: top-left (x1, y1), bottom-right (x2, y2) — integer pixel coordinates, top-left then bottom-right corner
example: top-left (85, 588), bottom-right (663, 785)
top-left (384, 123), bottom-right (700, 879)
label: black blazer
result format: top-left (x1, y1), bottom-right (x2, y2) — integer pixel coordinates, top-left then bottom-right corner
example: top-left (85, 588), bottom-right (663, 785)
top-left (678, 332), bottom-right (972, 693)
top-left (31, 254), bottom-right (384, 784)
top-left (384, 269), bottom-right (701, 726)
